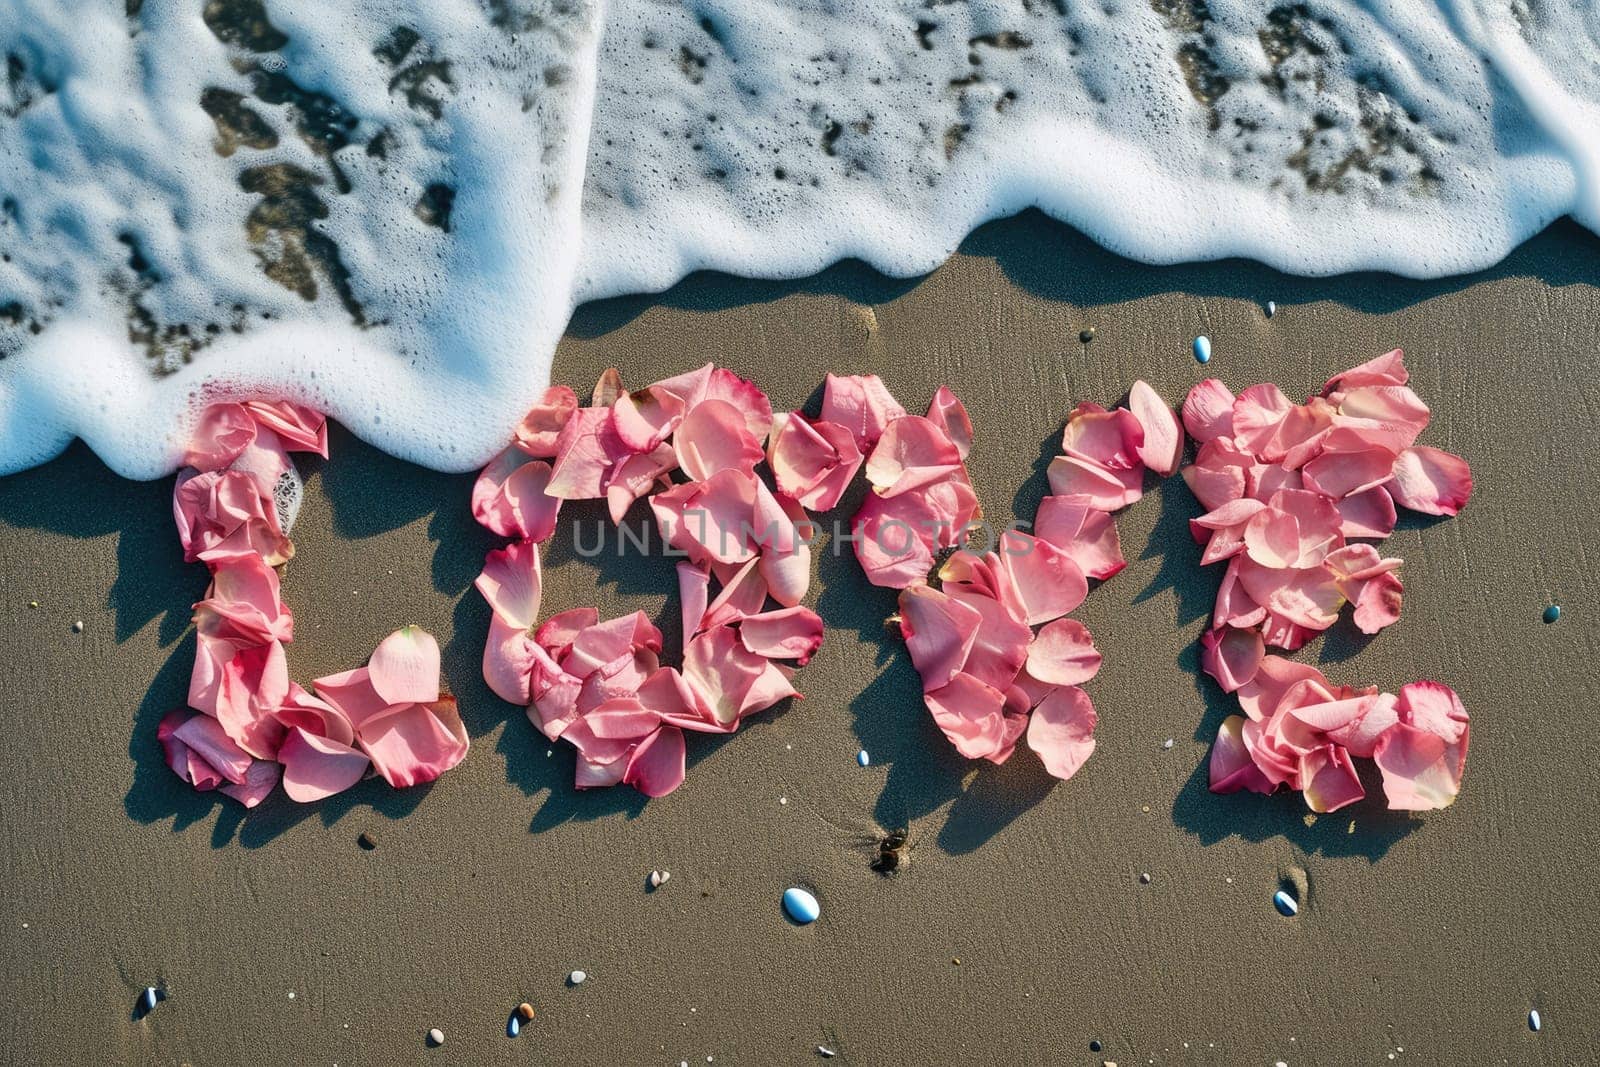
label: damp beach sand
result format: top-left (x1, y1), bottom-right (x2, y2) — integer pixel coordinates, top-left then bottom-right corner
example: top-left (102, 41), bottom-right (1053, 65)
top-left (2, 213), bottom-right (1598, 1063)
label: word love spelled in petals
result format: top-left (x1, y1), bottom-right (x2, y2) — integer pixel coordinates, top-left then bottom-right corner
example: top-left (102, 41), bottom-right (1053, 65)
top-left (474, 364), bottom-right (822, 798)
top-left (161, 399), bottom-right (468, 809)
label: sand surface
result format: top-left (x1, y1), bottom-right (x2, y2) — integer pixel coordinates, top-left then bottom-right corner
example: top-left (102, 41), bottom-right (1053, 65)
top-left (2, 213), bottom-right (1599, 1065)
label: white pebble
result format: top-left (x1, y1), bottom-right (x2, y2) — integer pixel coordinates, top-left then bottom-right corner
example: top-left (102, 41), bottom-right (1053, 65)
top-left (569, 970), bottom-right (587, 985)
top-left (778, 796), bottom-right (788, 805)
top-left (1162, 738), bottom-right (1174, 750)
top-left (650, 869), bottom-right (670, 888)
top-left (71, 620), bottom-right (84, 633)
top-left (818, 1047), bottom-right (836, 1058)
top-left (139, 987), bottom-right (159, 1013)
top-left (427, 1028), bottom-right (445, 1047)
top-left (1266, 300), bottom-right (1277, 317)
top-left (1529, 1008), bottom-right (1542, 1032)
top-left (783, 886), bottom-right (821, 924)
top-left (1273, 889), bottom-right (1299, 916)
top-left (857, 750), bottom-right (870, 767)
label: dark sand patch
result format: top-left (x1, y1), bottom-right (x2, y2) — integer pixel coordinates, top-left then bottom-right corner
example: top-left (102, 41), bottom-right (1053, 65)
top-left (2, 213), bottom-right (1599, 1063)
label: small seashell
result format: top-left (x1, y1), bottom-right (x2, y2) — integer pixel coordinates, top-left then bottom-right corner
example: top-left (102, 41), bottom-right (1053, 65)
top-left (427, 1028), bottom-right (445, 1047)
top-left (783, 886), bottom-right (820, 924)
top-left (568, 969), bottom-right (587, 985)
top-left (1528, 1008), bottom-right (1541, 1032)
top-left (856, 749), bottom-right (870, 767)
top-left (517, 1002), bottom-right (535, 1022)
top-left (1543, 604), bottom-right (1561, 623)
top-left (650, 869), bottom-right (670, 889)
top-left (1273, 889), bottom-right (1299, 916)
top-left (1193, 336), bottom-right (1212, 364)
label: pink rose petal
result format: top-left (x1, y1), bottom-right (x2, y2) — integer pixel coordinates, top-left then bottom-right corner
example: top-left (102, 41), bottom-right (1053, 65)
top-left (1181, 379), bottom-right (1236, 444)
top-left (737, 607), bottom-right (825, 665)
top-left (925, 386), bottom-right (974, 460)
top-left (1046, 455), bottom-right (1143, 511)
top-left (1209, 715), bottom-right (1275, 794)
top-left (278, 726), bottom-right (371, 802)
top-left (1033, 497), bottom-right (1127, 579)
top-left (241, 400), bottom-right (329, 457)
top-left (767, 414), bottom-right (863, 512)
top-left (1027, 618), bottom-right (1101, 686)
top-left (1199, 626), bottom-right (1265, 693)
top-left (184, 403), bottom-right (257, 471)
top-left (1387, 446), bottom-right (1473, 516)
top-left (676, 398), bottom-right (765, 482)
top-left (1300, 744), bottom-right (1364, 812)
top-left (475, 539), bottom-right (544, 631)
top-left (821, 373), bottom-right (907, 451)
top-left (1026, 685), bottom-right (1097, 780)
top-left (368, 625), bottom-right (442, 706)
top-left (357, 696), bottom-right (470, 789)
top-left (924, 673), bottom-right (1011, 761)
top-left (1128, 380), bottom-right (1184, 476)
top-left (514, 385), bottom-right (580, 456)
top-left (1373, 722), bottom-right (1466, 811)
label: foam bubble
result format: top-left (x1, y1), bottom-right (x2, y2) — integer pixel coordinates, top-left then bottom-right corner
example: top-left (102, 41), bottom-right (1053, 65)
top-left (1, 0), bottom-right (1596, 477)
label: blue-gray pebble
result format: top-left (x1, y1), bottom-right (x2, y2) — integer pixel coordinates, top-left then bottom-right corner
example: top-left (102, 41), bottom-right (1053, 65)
top-left (1194, 335), bottom-right (1211, 364)
top-left (1273, 889), bottom-right (1299, 917)
top-left (783, 887), bottom-right (820, 924)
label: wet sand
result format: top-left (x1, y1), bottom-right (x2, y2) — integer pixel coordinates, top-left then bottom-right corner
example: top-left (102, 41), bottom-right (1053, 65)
top-left (2, 212), bottom-right (1599, 1064)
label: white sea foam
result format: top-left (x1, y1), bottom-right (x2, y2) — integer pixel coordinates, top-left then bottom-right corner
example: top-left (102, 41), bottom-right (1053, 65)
top-left (1, 0), bottom-right (1596, 478)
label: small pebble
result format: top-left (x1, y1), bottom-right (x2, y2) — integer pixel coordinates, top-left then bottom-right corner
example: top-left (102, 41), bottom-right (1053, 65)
top-left (28, 600), bottom-right (38, 609)
top-left (357, 831), bottom-right (377, 851)
top-left (856, 749), bottom-right (870, 767)
top-left (1266, 300), bottom-right (1277, 317)
top-left (650, 869), bottom-right (670, 889)
top-left (568, 970), bottom-right (587, 985)
top-left (1193, 335), bottom-right (1212, 364)
top-left (517, 1003), bottom-right (535, 1022)
top-left (817, 1046), bottom-right (836, 1058)
top-left (1162, 738), bottom-right (1174, 750)
top-left (507, 1015), bottom-right (521, 1038)
top-left (427, 1027), bottom-right (444, 1047)
top-left (1528, 1008), bottom-right (1542, 1032)
top-left (1274, 889), bottom-right (1299, 916)
top-left (1090, 1039), bottom-right (1103, 1052)
top-left (137, 987), bottom-right (162, 1016)
top-left (1543, 604), bottom-right (1561, 623)
top-left (1079, 327), bottom-right (1096, 344)
top-left (783, 887), bottom-right (821, 924)
top-left (1138, 872), bottom-right (1151, 884)
top-left (71, 620), bottom-right (84, 633)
